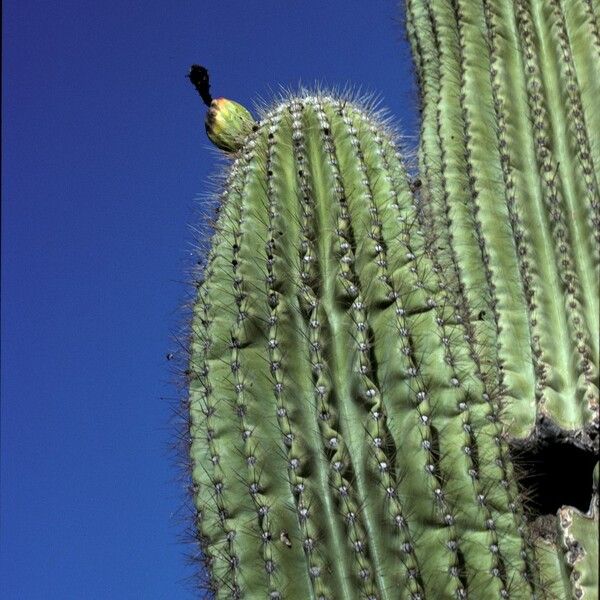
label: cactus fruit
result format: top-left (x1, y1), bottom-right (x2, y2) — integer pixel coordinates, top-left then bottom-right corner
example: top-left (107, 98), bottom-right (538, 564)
top-left (182, 0), bottom-right (600, 593)
top-left (203, 98), bottom-right (256, 153)
top-left (188, 65), bottom-right (256, 152)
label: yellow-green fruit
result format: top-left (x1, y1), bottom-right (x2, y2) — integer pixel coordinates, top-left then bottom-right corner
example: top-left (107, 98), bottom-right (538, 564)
top-left (205, 98), bottom-right (255, 152)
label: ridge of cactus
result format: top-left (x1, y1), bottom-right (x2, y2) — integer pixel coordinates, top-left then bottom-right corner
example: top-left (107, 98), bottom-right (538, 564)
top-left (404, 0), bottom-right (599, 450)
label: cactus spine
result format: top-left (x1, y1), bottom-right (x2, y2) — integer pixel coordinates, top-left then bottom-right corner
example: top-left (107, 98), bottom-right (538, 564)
top-left (184, 0), bottom-right (600, 595)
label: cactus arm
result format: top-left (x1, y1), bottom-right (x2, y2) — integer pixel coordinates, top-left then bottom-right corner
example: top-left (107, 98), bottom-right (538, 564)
top-left (412, 0), bottom-right (553, 434)
top-left (189, 91), bottom-right (557, 597)
top-left (406, 0), bottom-right (512, 431)
top-left (406, 0), bottom-right (600, 443)
top-left (513, 0), bottom-right (599, 430)
top-left (532, 0), bottom-right (600, 336)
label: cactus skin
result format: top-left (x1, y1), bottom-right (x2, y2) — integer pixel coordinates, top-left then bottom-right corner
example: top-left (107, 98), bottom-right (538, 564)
top-left (186, 93), bottom-right (571, 599)
top-left (404, 0), bottom-right (599, 447)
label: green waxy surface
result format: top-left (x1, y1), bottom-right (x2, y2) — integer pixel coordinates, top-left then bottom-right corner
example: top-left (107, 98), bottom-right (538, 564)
top-left (405, 0), bottom-right (599, 446)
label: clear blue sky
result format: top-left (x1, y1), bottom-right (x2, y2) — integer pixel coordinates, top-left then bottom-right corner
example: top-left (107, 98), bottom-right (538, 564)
top-left (1, 1), bottom-right (419, 598)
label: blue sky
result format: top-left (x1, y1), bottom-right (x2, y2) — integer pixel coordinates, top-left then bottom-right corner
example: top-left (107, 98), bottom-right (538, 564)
top-left (1, 1), bottom-right (419, 598)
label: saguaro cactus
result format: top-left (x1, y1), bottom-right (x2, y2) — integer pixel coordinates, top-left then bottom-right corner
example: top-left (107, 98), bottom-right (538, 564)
top-left (184, 90), bottom-right (596, 598)
top-left (182, 0), bottom-right (599, 596)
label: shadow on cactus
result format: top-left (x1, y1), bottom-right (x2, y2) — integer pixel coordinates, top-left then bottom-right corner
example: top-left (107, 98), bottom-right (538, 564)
top-left (177, 0), bottom-right (599, 596)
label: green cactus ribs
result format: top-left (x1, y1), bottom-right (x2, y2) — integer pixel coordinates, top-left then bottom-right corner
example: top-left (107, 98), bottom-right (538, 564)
top-left (186, 89), bottom-right (551, 599)
top-left (405, 0), bottom-right (599, 442)
top-left (405, 0), bottom-right (599, 596)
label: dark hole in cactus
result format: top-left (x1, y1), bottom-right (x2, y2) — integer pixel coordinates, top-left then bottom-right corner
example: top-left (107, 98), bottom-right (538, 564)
top-left (510, 435), bottom-right (597, 518)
